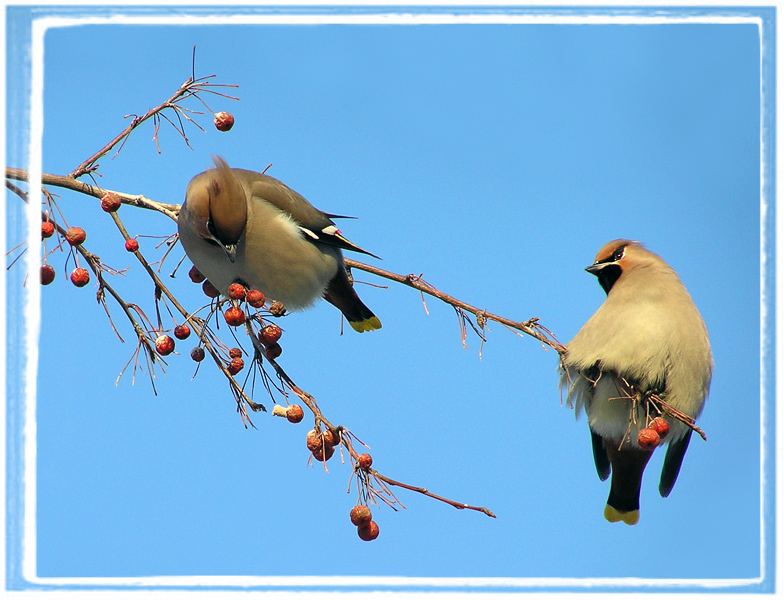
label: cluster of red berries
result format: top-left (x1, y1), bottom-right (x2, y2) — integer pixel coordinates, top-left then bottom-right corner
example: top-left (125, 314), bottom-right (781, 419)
top-left (637, 416), bottom-right (670, 450)
top-left (40, 222), bottom-right (93, 288)
top-left (306, 428), bottom-right (340, 463)
top-left (349, 453), bottom-right (379, 541)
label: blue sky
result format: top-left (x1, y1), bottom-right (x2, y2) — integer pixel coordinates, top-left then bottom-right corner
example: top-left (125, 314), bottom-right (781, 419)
top-left (5, 5), bottom-right (775, 595)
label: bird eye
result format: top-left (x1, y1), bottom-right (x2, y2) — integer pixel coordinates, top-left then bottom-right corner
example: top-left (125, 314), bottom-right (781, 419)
top-left (612, 246), bottom-right (626, 261)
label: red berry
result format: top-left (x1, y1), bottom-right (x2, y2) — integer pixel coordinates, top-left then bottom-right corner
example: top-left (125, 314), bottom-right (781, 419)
top-left (40, 264), bottom-right (55, 285)
top-left (350, 505), bottom-right (373, 526)
top-left (650, 417), bottom-right (670, 439)
top-left (322, 429), bottom-right (339, 447)
top-left (638, 428), bottom-right (660, 450)
top-left (263, 342), bottom-right (282, 360)
top-left (229, 347), bottom-right (243, 359)
top-left (188, 265), bottom-right (206, 284)
top-left (202, 280), bottom-right (220, 298)
top-left (65, 227), bottom-right (86, 246)
top-left (306, 429), bottom-right (321, 452)
top-left (246, 289), bottom-right (265, 308)
top-left (214, 111), bottom-right (235, 132)
top-left (357, 521), bottom-right (380, 542)
top-left (223, 306), bottom-right (246, 327)
top-left (227, 283), bottom-right (246, 300)
top-left (190, 347), bottom-right (205, 362)
top-left (125, 238), bottom-right (139, 252)
top-left (155, 334), bottom-right (175, 356)
top-left (358, 453), bottom-right (373, 470)
top-left (286, 404), bottom-right (304, 423)
top-left (260, 324), bottom-right (282, 345)
top-left (100, 192), bottom-right (122, 212)
top-left (70, 267), bottom-right (90, 287)
top-left (41, 221), bottom-right (55, 239)
top-left (174, 324), bottom-right (191, 340)
top-left (227, 357), bottom-right (244, 375)
top-left (312, 443), bottom-right (335, 462)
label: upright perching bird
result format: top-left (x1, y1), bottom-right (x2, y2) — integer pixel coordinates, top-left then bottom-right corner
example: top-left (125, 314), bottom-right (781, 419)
top-left (560, 240), bottom-right (712, 525)
top-left (178, 157), bottom-right (382, 332)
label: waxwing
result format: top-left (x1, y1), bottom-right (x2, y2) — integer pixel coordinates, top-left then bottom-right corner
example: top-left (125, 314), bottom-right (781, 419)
top-left (560, 240), bottom-right (712, 525)
top-left (178, 157), bottom-right (381, 332)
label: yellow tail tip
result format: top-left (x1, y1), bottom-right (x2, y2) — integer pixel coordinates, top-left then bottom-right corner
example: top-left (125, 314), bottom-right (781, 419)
top-left (604, 505), bottom-right (639, 526)
top-left (349, 316), bottom-right (382, 333)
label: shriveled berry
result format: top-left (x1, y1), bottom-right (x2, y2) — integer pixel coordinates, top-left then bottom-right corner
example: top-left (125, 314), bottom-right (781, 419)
top-left (214, 111), bottom-right (235, 132)
top-left (246, 289), bottom-right (265, 308)
top-left (202, 280), bottom-right (220, 298)
top-left (227, 283), bottom-right (246, 300)
top-left (229, 347), bottom-right (243, 359)
top-left (357, 521), bottom-right (380, 542)
top-left (41, 221), bottom-right (55, 239)
top-left (190, 347), bottom-right (206, 362)
top-left (100, 192), bottom-right (122, 212)
top-left (322, 429), bottom-right (339, 447)
top-left (260, 324), bottom-right (282, 345)
top-left (40, 264), bottom-right (55, 285)
top-left (125, 238), bottom-right (139, 252)
top-left (70, 267), bottom-right (90, 287)
top-left (358, 453), bottom-right (373, 470)
top-left (224, 306), bottom-right (246, 327)
top-left (312, 443), bottom-right (335, 462)
top-left (638, 427), bottom-right (660, 450)
top-left (350, 505), bottom-right (372, 526)
top-left (263, 342), bottom-right (282, 360)
top-left (174, 324), bottom-right (191, 340)
top-left (188, 265), bottom-right (206, 284)
top-left (650, 417), bottom-right (670, 439)
top-left (155, 334), bottom-right (175, 356)
top-left (286, 404), bottom-right (304, 423)
top-left (269, 301), bottom-right (285, 317)
top-left (306, 429), bottom-right (322, 452)
top-left (65, 227), bottom-right (86, 246)
top-left (227, 357), bottom-right (244, 375)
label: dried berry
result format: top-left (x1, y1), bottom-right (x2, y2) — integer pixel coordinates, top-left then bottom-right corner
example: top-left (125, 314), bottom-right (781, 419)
top-left (358, 453), bottom-right (373, 470)
top-left (357, 521), bottom-right (380, 542)
top-left (286, 404), bottom-right (304, 423)
top-left (40, 264), bottom-right (55, 285)
top-left (174, 324), bottom-right (191, 340)
top-left (190, 347), bottom-right (206, 362)
top-left (306, 429), bottom-right (322, 452)
top-left (350, 505), bottom-right (372, 527)
top-left (638, 427), bottom-right (660, 450)
top-left (246, 289), bottom-right (265, 308)
top-left (263, 342), bottom-right (282, 360)
top-left (229, 347), bottom-right (243, 359)
top-left (202, 280), bottom-right (220, 298)
top-left (227, 283), bottom-right (246, 300)
top-left (100, 192), bottom-right (122, 212)
top-left (125, 238), bottom-right (139, 252)
top-left (227, 357), bottom-right (244, 375)
top-left (155, 334), bottom-right (175, 356)
top-left (650, 417), bottom-right (670, 439)
top-left (188, 265), bottom-right (206, 284)
top-left (223, 306), bottom-right (246, 327)
top-left (70, 267), bottom-right (90, 287)
top-left (65, 227), bottom-right (86, 247)
top-left (312, 443), bottom-right (335, 462)
top-left (214, 111), bottom-right (235, 132)
top-left (269, 301), bottom-right (285, 317)
top-left (260, 324), bottom-right (282, 345)
top-left (322, 429), bottom-right (339, 448)
top-left (41, 221), bottom-right (54, 239)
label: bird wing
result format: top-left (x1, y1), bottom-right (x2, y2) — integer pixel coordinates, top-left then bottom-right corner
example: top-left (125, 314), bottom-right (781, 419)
top-left (591, 429), bottom-right (611, 481)
top-left (243, 171), bottom-right (380, 259)
top-left (659, 429), bottom-right (692, 497)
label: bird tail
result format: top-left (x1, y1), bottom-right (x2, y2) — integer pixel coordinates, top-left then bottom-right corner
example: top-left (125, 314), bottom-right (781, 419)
top-left (603, 442), bottom-right (653, 526)
top-left (323, 267), bottom-right (382, 333)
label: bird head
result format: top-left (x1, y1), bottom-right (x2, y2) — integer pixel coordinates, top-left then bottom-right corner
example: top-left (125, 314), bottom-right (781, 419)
top-left (585, 239), bottom-right (657, 295)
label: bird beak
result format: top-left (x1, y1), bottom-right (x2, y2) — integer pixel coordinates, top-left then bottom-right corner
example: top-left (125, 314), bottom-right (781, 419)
top-left (585, 263), bottom-right (603, 275)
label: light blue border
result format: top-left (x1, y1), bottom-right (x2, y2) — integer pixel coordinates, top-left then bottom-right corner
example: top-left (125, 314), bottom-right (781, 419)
top-left (4, 4), bottom-right (776, 594)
